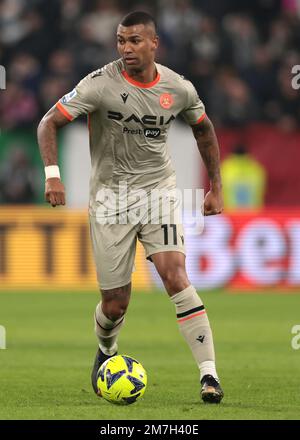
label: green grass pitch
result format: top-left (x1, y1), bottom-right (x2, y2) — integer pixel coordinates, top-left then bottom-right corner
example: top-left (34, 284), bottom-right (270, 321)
top-left (0, 290), bottom-right (299, 420)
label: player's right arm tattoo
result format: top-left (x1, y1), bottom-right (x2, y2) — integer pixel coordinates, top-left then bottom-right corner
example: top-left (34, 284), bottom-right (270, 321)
top-left (37, 106), bottom-right (71, 166)
top-left (191, 116), bottom-right (222, 189)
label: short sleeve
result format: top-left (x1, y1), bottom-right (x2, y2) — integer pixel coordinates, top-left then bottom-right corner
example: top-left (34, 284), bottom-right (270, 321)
top-left (56, 69), bottom-right (106, 121)
top-left (181, 80), bottom-right (206, 126)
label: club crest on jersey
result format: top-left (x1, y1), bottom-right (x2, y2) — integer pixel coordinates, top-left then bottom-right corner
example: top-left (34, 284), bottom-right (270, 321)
top-left (61, 88), bottom-right (77, 104)
top-left (159, 93), bottom-right (174, 109)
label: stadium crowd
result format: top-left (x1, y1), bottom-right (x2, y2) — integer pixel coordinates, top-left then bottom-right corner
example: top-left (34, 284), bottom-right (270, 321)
top-left (0, 0), bottom-right (300, 130)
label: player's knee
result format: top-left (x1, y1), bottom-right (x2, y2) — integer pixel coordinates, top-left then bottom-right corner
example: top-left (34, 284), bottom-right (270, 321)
top-left (101, 284), bottom-right (131, 321)
top-left (160, 267), bottom-right (189, 293)
top-left (103, 301), bottom-right (128, 321)
top-left (103, 293), bottom-right (129, 320)
top-left (101, 295), bottom-right (129, 321)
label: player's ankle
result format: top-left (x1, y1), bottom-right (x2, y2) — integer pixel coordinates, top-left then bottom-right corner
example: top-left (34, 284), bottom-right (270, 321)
top-left (200, 361), bottom-right (219, 382)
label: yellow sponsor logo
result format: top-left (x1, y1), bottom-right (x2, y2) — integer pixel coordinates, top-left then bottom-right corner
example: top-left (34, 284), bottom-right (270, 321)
top-left (0, 207), bottom-right (151, 291)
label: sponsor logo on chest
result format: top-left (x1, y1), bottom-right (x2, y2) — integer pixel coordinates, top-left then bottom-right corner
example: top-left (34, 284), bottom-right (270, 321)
top-left (107, 111), bottom-right (175, 126)
top-left (122, 127), bottom-right (161, 137)
top-left (106, 90), bottom-right (176, 137)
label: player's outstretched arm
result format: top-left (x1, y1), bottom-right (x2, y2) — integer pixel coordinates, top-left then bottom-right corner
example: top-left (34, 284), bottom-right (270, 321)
top-left (37, 106), bottom-right (71, 207)
top-left (192, 116), bottom-right (223, 216)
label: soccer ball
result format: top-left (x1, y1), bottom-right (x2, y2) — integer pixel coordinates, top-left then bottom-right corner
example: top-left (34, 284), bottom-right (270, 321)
top-left (97, 355), bottom-right (147, 405)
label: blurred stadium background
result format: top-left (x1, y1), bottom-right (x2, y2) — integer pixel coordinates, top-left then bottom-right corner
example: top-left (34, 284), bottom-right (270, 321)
top-left (0, 0), bottom-right (300, 292)
top-left (0, 0), bottom-right (300, 420)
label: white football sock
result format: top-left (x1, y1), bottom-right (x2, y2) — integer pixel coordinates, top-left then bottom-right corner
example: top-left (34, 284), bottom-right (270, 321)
top-left (170, 285), bottom-right (219, 381)
top-left (94, 302), bottom-right (125, 356)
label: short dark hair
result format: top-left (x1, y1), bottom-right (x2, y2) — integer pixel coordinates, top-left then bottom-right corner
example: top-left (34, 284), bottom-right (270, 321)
top-left (120, 11), bottom-right (157, 33)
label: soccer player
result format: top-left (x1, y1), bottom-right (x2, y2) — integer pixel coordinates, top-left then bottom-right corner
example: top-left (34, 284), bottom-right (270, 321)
top-left (37, 11), bottom-right (224, 403)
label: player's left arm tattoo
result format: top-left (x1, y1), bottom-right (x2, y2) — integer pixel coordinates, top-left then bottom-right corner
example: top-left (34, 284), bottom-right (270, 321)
top-left (191, 116), bottom-right (222, 190)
